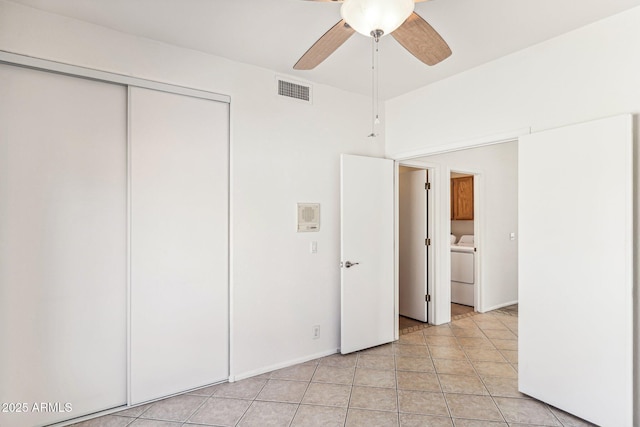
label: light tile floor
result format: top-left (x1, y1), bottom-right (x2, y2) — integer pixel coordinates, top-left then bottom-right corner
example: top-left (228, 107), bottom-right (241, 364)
top-left (72, 306), bottom-right (595, 427)
top-left (399, 304), bottom-right (477, 334)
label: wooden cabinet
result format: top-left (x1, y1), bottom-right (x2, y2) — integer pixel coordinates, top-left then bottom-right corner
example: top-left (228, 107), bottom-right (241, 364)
top-left (451, 176), bottom-right (474, 220)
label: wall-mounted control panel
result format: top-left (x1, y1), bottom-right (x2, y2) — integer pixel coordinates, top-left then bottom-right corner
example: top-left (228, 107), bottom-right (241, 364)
top-left (297, 203), bottom-right (320, 232)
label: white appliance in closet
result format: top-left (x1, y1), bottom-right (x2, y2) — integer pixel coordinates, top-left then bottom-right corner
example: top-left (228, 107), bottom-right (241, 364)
top-left (451, 235), bottom-right (475, 306)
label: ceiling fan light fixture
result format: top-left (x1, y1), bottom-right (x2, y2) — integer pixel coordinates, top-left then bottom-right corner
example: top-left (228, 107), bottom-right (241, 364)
top-left (340, 0), bottom-right (415, 38)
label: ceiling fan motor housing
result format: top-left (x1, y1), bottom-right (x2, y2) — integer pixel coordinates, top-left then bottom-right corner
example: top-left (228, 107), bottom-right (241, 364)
top-left (340, 0), bottom-right (415, 38)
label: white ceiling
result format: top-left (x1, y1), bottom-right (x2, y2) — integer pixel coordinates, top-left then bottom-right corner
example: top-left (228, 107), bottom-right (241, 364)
top-left (9, 0), bottom-right (640, 99)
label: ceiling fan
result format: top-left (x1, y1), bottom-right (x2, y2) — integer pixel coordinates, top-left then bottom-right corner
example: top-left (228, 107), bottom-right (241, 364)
top-left (294, 0), bottom-right (452, 70)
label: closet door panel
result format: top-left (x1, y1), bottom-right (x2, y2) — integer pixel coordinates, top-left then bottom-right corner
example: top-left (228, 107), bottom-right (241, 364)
top-left (0, 64), bottom-right (127, 427)
top-left (130, 87), bottom-right (229, 404)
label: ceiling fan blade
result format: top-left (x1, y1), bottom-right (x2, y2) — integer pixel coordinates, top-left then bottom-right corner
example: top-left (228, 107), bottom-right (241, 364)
top-left (391, 12), bottom-right (451, 66)
top-left (294, 20), bottom-right (355, 70)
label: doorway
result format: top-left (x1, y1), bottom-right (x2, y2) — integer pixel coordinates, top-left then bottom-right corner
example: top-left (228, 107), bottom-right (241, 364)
top-left (397, 164), bottom-right (433, 332)
top-left (394, 138), bottom-right (519, 328)
top-left (450, 171), bottom-right (477, 314)
top-left (395, 160), bottom-right (486, 329)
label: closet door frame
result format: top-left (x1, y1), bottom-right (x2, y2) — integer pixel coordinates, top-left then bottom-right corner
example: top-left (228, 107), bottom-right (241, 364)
top-left (0, 52), bottom-right (230, 104)
top-left (0, 51), bottom-right (232, 414)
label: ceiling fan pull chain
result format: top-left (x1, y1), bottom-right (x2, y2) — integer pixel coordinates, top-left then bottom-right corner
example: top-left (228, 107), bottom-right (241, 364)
top-left (368, 32), bottom-right (381, 138)
top-left (368, 36), bottom-right (376, 137)
top-left (374, 34), bottom-right (380, 127)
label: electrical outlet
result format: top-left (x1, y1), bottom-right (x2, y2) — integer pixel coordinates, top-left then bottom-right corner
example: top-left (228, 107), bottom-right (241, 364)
top-left (312, 325), bottom-right (320, 339)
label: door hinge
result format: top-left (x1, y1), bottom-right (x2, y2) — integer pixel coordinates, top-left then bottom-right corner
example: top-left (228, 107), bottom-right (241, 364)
top-left (425, 238), bottom-right (431, 246)
top-left (425, 294), bottom-right (431, 302)
top-left (425, 182), bottom-right (431, 190)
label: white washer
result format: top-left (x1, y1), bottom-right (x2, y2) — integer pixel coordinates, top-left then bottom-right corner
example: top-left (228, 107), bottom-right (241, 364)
top-left (451, 235), bottom-right (475, 306)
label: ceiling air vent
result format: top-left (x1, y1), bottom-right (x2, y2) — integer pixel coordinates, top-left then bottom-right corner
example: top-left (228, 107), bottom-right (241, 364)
top-left (277, 77), bottom-right (312, 104)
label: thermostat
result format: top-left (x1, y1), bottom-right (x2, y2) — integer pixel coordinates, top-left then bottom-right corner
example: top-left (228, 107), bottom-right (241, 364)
top-left (297, 203), bottom-right (320, 232)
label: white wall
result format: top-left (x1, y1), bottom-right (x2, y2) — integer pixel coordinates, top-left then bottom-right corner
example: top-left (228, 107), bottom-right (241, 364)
top-left (387, 6), bottom-right (639, 423)
top-left (0, 0), bottom-right (384, 380)
top-left (416, 142), bottom-right (518, 316)
top-left (386, 6), bottom-right (640, 154)
top-left (451, 220), bottom-right (474, 240)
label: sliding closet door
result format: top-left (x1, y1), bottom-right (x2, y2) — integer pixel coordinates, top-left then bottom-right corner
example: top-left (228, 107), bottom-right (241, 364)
top-left (130, 87), bottom-right (229, 404)
top-left (0, 65), bottom-right (127, 427)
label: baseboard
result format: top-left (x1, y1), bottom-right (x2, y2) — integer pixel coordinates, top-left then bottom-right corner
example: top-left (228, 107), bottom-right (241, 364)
top-left (480, 300), bottom-right (518, 313)
top-left (229, 348), bottom-right (340, 382)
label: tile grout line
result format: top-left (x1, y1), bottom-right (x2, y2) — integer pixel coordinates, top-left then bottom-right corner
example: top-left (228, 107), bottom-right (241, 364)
top-left (393, 348), bottom-right (400, 427)
top-left (182, 393), bottom-right (213, 426)
top-left (432, 326), bottom-right (491, 424)
top-left (342, 351), bottom-right (358, 427)
top-left (233, 398), bottom-right (252, 427)
top-left (233, 375), bottom-right (270, 426)
top-left (422, 327), bottom-right (454, 422)
top-left (287, 361), bottom-right (319, 427)
top-left (435, 313), bottom-right (505, 424)
top-left (470, 312), bottom-right (513, 425)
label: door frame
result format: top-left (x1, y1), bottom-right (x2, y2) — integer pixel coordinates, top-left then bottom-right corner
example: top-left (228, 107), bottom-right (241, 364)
top-left (449, 168), bottom-right (483, 311)
top-left (0, 52), bottom-right (232, 414)
top-left (395, 160), bottom-right (437, 335)
top-left (391, 128), bottom-right (529, 325)
top-left (395, 162), bottom-right (483, 325)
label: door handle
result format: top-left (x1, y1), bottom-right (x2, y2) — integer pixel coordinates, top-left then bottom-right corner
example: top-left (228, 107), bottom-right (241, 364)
top-left (344, 261), bottom-right (360, 268)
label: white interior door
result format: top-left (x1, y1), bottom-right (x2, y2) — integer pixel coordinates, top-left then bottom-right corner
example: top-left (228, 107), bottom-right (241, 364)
top-left (0, 64), bottom-right (127, 427)
top-left (340, 154), bottom-right (394, 354)
top-left (518, 114), bottom-right (633, 426)
top-left (399, 168), bottom-right (428, 322)
top-left (130, 87), bottom-right (229, 404)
